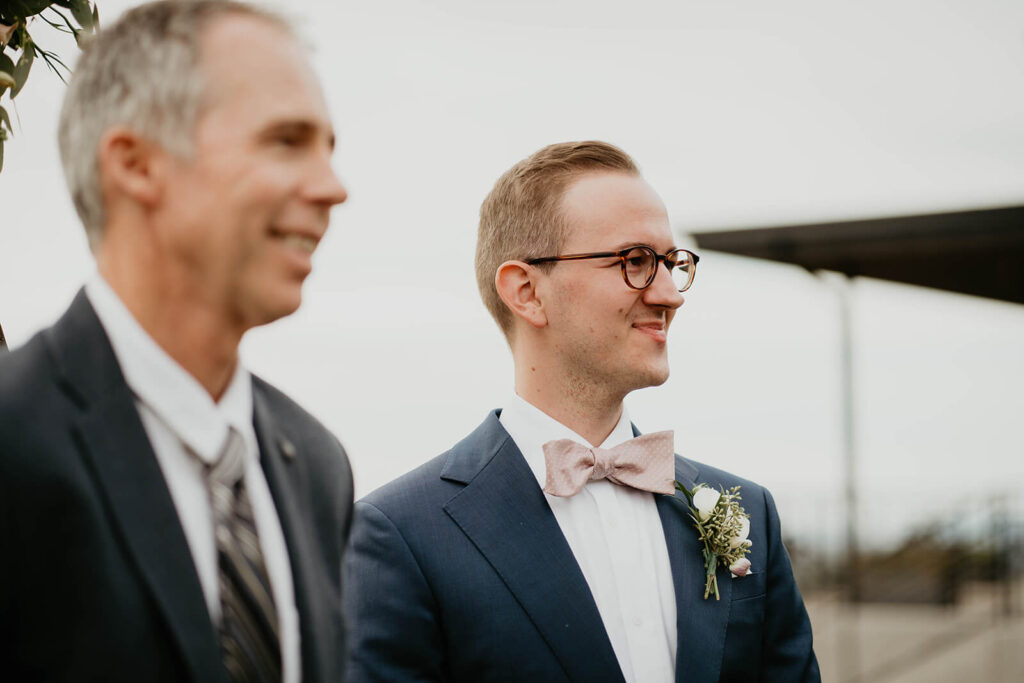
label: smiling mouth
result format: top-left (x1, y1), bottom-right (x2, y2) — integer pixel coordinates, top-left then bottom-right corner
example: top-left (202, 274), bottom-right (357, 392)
top-left (273, 232), bottom-right (319, 254)
top-left (633, 321), bottom-right (668, 342)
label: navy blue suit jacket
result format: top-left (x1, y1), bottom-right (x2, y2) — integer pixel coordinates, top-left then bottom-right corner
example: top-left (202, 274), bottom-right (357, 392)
top-left (0, 292), bottom-right (354, 682)
top-left (344, 411), bottom-right (819, 682)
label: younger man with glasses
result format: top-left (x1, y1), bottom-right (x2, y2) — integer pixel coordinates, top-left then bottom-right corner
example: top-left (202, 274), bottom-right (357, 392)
top-left (344, 141), bottom-right (819, 682)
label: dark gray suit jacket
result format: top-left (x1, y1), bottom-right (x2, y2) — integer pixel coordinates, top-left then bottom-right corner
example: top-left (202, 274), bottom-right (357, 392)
top-left (344, 411), bottom-right (819, 682)
top-left (0, 291), bottom-right (354, 682)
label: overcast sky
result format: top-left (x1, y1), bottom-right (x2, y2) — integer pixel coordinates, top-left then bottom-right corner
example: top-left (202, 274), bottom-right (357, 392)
top-left (2, 0), bottom-right (1023, 548)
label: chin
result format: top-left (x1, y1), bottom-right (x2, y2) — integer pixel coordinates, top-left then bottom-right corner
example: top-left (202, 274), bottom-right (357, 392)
top-left (639, 362), bottom-right (672, 389)
top-left (644, 371), bottom-right (671, 389)
top-left (243, 292), bottom-right (303, 329)
top-left (268, 296), bottom-right (303, 323)
top-left (620, 367), bottom-right (671, 395)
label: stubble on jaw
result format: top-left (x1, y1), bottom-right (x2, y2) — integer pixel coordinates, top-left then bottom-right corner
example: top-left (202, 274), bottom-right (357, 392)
top-left (555, 303), bottom-right (674, 401)
top-left (557, 339), bottom-right (670, 415)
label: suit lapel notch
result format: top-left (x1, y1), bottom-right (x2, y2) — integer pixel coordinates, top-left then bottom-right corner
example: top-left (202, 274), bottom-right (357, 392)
top-left (438, 410), bottom-right (508, 485)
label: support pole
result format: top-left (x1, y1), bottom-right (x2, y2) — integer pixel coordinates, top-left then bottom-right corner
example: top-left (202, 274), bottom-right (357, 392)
top-left (818, 271), bottom-right (861, 682)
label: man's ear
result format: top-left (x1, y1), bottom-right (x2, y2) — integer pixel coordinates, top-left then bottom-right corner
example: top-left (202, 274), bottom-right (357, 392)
top-left (96, 126), bottom-right (163, 208)
top-left (495, 260), bottom-right (548, 329)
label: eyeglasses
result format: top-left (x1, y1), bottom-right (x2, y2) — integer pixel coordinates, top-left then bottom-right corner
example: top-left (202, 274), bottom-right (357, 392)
top-left (526, 246), bottom-right (700, 292)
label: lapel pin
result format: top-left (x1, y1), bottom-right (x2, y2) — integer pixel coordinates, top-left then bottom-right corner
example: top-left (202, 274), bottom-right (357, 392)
top-left (280, 438), bottom-right (297, 461)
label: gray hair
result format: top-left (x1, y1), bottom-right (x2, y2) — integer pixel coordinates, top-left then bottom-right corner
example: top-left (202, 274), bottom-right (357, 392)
top-left (58, 0), bottom-right (293, 249)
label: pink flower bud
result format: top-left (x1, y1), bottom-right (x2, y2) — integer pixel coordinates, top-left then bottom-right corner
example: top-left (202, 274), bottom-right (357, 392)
top-left (729, 558), bottom-right (752, 577)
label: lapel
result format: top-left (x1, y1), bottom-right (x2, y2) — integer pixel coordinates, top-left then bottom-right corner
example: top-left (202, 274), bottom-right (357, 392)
top-left (441, 412), bottom-right (626, 683)
top-left (251, 385), bottom-right (329, 683)
top-left (50, 291), bottom-right (224, 683)
top-left (655, 455), bottom-right (731, 683)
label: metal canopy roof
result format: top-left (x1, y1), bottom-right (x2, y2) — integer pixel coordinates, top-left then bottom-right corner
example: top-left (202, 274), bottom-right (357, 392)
top-left (691, 205), bottom-right (1024, 305)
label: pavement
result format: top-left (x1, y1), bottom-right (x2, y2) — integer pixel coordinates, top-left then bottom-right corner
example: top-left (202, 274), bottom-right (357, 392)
top-left (806, 581), bottom-right (1024, 682)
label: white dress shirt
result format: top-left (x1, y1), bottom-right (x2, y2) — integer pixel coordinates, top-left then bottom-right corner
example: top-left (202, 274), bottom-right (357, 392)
top-left (499, 394), bottom-right (677, 683)
top-left (85, 273), bottom-right (301, 683)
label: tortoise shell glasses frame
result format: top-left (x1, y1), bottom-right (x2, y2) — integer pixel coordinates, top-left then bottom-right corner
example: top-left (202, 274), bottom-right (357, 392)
top-left (526, 246), bottom-right (700, 292)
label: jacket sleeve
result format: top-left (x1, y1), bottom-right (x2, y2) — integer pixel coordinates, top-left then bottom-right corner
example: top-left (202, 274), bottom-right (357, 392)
top-left (760, 487), bottom-right (821, 682)
top-left (343, 500), bottom-right (446, 683)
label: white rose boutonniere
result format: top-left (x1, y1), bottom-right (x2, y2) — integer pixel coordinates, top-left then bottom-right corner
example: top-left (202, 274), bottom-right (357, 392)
top-left (675, 482), bottom-right (753, 600)
top-left (692, 486), bottom-right (720, 521)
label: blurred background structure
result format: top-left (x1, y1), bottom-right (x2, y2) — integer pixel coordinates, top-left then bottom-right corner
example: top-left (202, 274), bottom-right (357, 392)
top-left (694, 208), bottom-right (1024, 681)
top-left (1, 1), bottom-right (1022, 680)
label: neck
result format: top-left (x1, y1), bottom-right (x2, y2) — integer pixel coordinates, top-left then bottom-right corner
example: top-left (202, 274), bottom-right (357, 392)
top-left (513, 350), bottom-right (625, 447)
top-left (97, 243), bottom-right (242, 402)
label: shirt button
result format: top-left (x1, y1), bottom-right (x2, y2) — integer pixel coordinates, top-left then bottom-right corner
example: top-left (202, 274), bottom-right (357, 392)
top-left (632, 616), bottom-right (642, 627)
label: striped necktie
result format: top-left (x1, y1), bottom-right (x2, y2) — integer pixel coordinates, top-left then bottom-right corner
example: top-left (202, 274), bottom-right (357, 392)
top-left (206, 427), bottom-right (282, 682)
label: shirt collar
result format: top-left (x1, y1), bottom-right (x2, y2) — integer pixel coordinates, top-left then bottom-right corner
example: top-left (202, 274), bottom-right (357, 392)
top-left (499, 392), bottom-right (635, 489)
top-left (84, 272), bottom-right (253, 465)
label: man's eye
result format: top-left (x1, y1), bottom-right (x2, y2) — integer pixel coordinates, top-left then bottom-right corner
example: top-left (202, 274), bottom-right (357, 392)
top-left (625, 254), bottom-right (650, 268)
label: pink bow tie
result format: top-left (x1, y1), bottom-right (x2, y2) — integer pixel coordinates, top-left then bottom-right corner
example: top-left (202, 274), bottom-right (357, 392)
top-left (542, 431), bottom-right (676, 497)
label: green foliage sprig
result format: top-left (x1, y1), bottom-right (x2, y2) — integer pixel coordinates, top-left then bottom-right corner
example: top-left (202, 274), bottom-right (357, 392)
top-left (0, 0), bottom-right (99, 171)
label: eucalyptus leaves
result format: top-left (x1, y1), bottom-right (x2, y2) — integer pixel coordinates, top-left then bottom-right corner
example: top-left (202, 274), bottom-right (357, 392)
top-left (0, 0), bottom-right (100, 171)
top-left (676, 482), bottom-right (753, 600)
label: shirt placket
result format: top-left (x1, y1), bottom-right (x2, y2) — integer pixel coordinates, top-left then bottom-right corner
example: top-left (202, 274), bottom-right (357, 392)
top-left (591, 481), bottom-right (654, 683)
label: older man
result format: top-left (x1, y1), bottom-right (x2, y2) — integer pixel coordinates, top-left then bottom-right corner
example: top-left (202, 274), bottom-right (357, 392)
top-left (344, 141), bottom-right (819, 682)
top-left (0, 2), bottom-right (351, 681)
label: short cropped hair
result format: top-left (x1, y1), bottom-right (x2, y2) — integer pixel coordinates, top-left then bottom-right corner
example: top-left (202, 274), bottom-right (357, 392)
top-left (57, 0), bottom-right (293, 249)
top-left (475, 141), bottom-right (639, 338)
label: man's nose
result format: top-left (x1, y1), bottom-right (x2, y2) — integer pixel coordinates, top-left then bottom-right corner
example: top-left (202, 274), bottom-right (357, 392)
top-left (316, 165), bottom-right (348, 206)
top-left (307, 152), bottom-right (348, 207)
top-left (643, 262), bottom-right (685, 309)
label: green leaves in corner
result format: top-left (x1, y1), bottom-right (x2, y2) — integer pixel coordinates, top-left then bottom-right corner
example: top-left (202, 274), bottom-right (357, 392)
top-left (68, 0), bottom-right (95, 32)
top-left (0, 51), bottom-right (14, 95)
top-left (4, 1), bottom-right (55, 20)
top-left (0, 1), bottom-right (99, 173)
top-left (0, 103), bottom-right (10, 171)
top-left (10, 38), bottom-right (33, 98)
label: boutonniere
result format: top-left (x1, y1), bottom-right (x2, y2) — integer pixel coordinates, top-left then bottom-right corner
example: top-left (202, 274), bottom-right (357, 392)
top-left (675, 482), bottom-right (753, 600)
